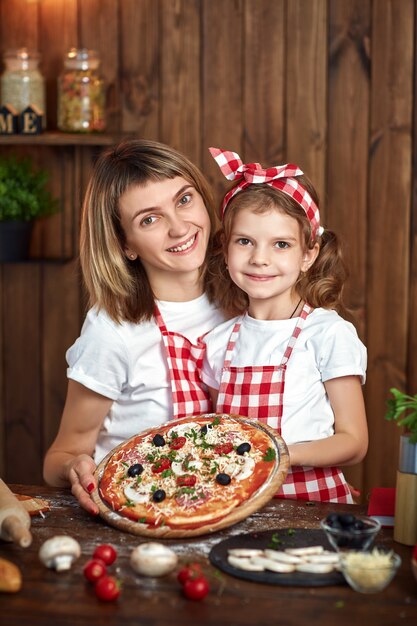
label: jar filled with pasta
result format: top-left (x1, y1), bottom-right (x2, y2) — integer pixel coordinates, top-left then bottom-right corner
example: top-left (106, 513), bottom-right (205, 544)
top-left (58, 48), bottom-right (105, 132)
top-left (1, 48), bottom-right (46, 126)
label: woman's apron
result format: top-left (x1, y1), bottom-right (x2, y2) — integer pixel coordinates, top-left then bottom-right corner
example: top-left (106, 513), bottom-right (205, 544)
top-left (215, 304), bottom-right (352, 503)
top-left (155, 306), bottom-right (213, 419)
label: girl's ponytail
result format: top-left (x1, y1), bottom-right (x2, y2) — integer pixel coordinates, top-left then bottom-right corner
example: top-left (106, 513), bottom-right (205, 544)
top-left (299, 228), bottom-right (348, 314)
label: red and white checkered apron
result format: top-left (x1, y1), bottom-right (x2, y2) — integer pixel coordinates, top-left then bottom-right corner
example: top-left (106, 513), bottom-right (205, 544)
top-left (155, 306), bottom-right (213, 419)
top-left (216, 304), bottom-right (352, 503)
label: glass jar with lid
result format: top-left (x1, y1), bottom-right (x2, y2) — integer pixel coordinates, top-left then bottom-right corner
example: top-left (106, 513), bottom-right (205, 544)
top-left (58, 48), bottom-right (106, 132)
top-left (1, 48), bottom-right (46, 126)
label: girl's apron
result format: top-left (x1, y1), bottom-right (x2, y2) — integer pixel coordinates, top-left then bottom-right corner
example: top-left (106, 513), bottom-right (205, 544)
top-left (216, 304), bottom-right (352, 503)
top-left (155, 306), bottom-right (213, 419)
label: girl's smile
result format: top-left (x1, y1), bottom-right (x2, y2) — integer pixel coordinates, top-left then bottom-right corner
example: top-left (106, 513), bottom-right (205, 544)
top-left (243, 273), bottom-right (278, 281)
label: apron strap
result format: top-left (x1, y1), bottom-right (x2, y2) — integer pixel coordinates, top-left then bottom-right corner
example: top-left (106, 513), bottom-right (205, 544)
top-left (223, 315), bottom-right (245, 368)
top-left (280, 303), bottom-right (312, 367)
top-left (154, 305), bottom-right (167, 333)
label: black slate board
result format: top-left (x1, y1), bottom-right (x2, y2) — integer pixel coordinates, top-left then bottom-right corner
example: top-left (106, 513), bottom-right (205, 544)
top-left (209, 528), bottom-right (345, 587)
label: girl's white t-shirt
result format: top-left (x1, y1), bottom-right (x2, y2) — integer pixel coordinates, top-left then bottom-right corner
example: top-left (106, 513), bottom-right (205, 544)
top-left (201, 308), bottom-right (367, 445)
top-left (66, 294), bottom-right (224, 462)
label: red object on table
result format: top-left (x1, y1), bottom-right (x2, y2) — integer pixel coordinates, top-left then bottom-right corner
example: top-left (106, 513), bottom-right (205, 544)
top-left (367, 487), bottom-right (395, 527)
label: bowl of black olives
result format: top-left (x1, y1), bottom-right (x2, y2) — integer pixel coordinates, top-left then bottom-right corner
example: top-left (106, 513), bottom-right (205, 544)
top-left (320, 513), bottom-right (381, 552)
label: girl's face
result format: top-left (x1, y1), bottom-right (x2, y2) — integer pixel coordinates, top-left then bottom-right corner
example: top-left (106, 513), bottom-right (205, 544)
top-left (226, 206), bottom-right (319, 319)
top-left (119, 176), bottom-right (211, 295)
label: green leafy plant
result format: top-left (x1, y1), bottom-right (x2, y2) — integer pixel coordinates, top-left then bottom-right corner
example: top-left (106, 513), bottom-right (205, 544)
top-left (385, 388), bottom-right (417, 444)
top-left (0, 156), bottom-right (58, 221)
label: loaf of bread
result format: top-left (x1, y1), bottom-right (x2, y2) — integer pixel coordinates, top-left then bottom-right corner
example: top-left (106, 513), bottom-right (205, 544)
top-left (0, 557), bottom-right (22, 593)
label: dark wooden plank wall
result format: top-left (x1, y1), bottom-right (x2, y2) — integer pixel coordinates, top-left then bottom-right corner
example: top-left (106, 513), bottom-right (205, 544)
top-left (0, 0), bottom-right (415, 502)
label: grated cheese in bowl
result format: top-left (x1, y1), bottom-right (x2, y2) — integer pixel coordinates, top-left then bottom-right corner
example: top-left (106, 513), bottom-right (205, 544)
top-left (340, 548), bottom-right (401, 593)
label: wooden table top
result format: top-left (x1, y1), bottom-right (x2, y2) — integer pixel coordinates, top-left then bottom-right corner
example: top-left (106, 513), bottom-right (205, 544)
top-left (1, 484), bottom-right (416, 626)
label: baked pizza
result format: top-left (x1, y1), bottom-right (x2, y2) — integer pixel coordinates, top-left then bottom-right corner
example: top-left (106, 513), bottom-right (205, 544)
top-left (93, 414), bottom-right (290, 538)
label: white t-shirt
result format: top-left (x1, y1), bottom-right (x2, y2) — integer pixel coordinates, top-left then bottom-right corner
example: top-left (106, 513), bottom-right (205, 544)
top-left (67, 294), bottom-right (224, 462)
top-left (201, 308), bottom-right (367, 445)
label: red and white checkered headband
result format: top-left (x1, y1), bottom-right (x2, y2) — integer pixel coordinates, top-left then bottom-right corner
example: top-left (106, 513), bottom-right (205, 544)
top-left (209, 147), bottom-right (323, 239)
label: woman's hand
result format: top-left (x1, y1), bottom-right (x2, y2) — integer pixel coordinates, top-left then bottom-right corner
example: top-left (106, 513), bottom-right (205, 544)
top-left (44, 381), bottom-right (113, 516)
top-left (66, 454), bottom-right (99, 515)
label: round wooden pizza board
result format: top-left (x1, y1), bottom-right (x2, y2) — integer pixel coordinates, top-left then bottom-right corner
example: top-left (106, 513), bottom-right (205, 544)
top-left (92, 414), bottom-right (290, 538)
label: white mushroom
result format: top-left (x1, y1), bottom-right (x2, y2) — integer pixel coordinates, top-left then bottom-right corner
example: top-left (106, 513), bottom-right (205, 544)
top-left (234, 457), bottom-right (255, 481)
top-left (39, 535), bottom-right (81, 571)
top-left (228, 548), bottom-right (264, 558)
top-left (171, 459), bottom-right (202, 476)
top-left (227, 555), bottom-right (264, 572)
top-left (130, 542), bottom-right (178, 577)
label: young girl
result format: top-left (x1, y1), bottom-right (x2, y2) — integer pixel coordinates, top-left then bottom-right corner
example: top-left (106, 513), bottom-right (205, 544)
top-left (43, 140), bottom-right (224, 514)
top-left (202, 147), bottom-right (368, 503)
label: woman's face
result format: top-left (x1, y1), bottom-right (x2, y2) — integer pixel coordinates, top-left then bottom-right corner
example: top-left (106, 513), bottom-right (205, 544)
top-left (119, 176), bottom-right (211, 294)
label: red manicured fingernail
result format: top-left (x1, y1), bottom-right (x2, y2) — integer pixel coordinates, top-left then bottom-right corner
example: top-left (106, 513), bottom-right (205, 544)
top-left (87, 483), bottom-right (95, 493)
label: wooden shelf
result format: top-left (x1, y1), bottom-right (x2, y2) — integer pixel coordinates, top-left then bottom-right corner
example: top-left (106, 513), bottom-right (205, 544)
top-left (0, 132), bottom-right (134, 146)
top-left (0, 257), bottom-right (74, 265)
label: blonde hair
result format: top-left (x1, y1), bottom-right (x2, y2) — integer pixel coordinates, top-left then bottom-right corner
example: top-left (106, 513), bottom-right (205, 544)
top-left (207, 179), bottom-right (348, 318)
top-left (80, 139), bottom-right (220, 323)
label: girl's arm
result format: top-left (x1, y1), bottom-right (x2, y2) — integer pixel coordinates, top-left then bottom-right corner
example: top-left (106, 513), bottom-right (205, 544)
top-left (287, 375), bottom-right (368, 467)
top-left (43, 380), bottom-right (113, 515)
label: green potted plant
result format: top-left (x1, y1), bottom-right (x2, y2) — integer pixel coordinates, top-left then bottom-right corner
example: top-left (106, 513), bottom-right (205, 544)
top-left (385, 388), bottom-right (417, 545)
top-left (0, 155), bottom-right (58, 261)
top-left (386, 388), bottom-right (417, 444)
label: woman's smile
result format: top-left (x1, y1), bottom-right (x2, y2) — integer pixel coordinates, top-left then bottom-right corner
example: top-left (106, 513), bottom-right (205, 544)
top-left (166, 232), bottom-right (198, 253)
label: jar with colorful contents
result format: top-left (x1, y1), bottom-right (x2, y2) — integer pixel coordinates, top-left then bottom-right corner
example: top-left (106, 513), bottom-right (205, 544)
top-left (1, 48), bottom-right (46, 125)
top-left (58, 48), bottom-right (105, 132)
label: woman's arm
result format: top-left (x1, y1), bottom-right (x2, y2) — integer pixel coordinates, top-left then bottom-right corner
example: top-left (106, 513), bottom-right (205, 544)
top-left (43, 380), bottom-right (113, 515)
top-left (287, 375), bottom-right (368, 467)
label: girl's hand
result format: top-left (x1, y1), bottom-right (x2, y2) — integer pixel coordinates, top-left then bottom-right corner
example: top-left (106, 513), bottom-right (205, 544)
top-left (67, 454), bottom-right (99, 516)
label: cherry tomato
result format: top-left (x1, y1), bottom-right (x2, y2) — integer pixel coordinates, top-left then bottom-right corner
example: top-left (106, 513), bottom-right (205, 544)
top-left (183, 576), bottom-right (210, 601)
top-left (83, 558), bottom-right (107, 583)
top-left (176, 474), bottom-right (197, 487)
top-left (95, 575), bottom-right (121, 602)
top-left (169, 436), bottom-right (187, 450)
top-left (152, 457), bottom-right (172, 473)
top-left (214, 442), bottom-right (233, 455)
top-left (93, 544), bottom-right (118, 565)
top-left (177, 562), bottom-right (202, 585)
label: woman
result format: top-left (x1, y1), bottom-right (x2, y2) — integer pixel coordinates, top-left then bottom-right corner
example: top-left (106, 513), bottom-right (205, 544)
top-left (43, 140), bottom-right (224, 514)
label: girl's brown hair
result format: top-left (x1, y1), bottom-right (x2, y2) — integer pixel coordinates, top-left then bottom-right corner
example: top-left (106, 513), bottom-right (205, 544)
top-left (207, 178), bottom-right (348, 318)
top-left (80, 139), bottom-right (220, 323)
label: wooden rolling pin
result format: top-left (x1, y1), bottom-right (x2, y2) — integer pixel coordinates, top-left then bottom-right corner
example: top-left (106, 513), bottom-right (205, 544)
top-left (0, 479), bottom-right (32, 547)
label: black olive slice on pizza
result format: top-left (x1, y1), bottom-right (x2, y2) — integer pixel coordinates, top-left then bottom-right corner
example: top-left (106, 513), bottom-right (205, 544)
top-left (92, 414), bottom-right (290, 538)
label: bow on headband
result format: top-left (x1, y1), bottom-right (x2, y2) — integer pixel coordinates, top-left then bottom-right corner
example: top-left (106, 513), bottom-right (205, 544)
top-left (209, 147), bottom-right (323, 239)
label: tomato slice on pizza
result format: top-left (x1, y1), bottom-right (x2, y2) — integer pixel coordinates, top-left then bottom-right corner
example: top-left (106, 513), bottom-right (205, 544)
top-left (94, 414), bottom-right (290, 538)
